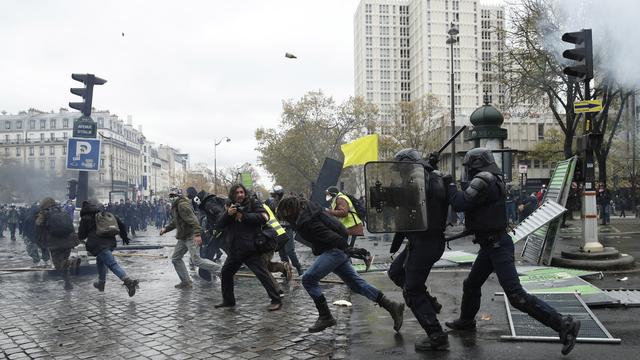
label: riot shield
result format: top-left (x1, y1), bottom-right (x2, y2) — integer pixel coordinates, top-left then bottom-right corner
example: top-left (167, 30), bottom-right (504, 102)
top-left (364, 161), bottom-right (428, 233)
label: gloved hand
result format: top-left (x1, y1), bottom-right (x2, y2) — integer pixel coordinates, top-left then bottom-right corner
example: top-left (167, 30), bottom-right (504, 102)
top-left (122, 237), bottom-right (130, 246)
top-left (442, 174), bottom-right (454, 186)
top-left (427, 152), bottom-right (440, 169)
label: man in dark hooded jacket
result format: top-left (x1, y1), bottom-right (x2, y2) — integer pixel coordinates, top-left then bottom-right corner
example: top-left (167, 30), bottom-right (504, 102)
top-left (78, 200), bottom-right (139, 296)
top-left (276, 196), bottom-right (404, 333)
top-left (215, 184), bottom-right (282, 311)
top-left (35, 197), bottom-right (78, 290)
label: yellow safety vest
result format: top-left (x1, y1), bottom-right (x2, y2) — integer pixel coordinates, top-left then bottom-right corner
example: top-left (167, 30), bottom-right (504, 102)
top-left (263, 204), bottom-right (286, 236)
top-left (331, 192), bottom-right (362, 229)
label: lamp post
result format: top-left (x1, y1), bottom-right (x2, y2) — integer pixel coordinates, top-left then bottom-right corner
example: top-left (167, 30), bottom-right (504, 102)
top-left (446, 22), bottom-right (459, 181)
top-left (214, 137), bottom-right (231, 194)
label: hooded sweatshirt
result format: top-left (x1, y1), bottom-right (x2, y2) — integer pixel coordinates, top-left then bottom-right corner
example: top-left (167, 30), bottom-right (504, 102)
top-left (293, 201), bottom-right (348, 256)
top-left (78, 202), bottom-right (128, 256)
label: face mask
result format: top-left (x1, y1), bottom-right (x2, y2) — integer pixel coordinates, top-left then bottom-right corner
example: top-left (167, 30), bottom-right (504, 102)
top-left (325, 195), bottom-right (333, 202)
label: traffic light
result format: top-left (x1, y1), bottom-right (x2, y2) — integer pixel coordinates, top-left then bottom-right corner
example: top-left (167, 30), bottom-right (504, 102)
top-left (561, 29), bottom-right (593, 81)
top-left (69, 73), bottom-right (107, 117)
top-left (67, 179), bottom-right (78, 200)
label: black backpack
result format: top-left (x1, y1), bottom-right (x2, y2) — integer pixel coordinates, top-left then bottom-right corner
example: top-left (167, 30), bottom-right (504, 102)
top-left (47, 207), bottom-right (75, 238)
top-left (344, 193), bottom-right (367, 223)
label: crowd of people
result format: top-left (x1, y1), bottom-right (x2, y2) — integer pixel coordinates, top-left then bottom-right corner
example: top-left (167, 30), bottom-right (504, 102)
top-left (2, 147), bottom-right (606, 355)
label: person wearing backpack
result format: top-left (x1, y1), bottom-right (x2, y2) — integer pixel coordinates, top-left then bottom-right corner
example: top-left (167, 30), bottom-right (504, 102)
top-left (276, 196), bottom-right (404, 333)
top-left (78, 200), bottom-right (139, 296)
top-left (35, 197), bottom-right (79, 290)
top-left (325, 186), bottom-right (374, 271)
top-left (160, 187), bottom-right (221, 290)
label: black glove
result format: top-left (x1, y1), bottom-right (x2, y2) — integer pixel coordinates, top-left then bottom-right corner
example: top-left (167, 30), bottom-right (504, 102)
top-left (122, 237), bottom-right (130, 246)
top-left (442, 174), bottom-right (454, 186)
top-left (427, 152), bottom-right (440, 169)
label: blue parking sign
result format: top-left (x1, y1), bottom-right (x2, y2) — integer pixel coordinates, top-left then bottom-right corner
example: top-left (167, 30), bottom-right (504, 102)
top-left (66, 138), bottom-right (101, 171)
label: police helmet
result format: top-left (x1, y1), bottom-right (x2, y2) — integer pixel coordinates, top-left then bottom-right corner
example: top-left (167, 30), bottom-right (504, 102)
top-left (394, 148), bottom-right (422, 162)
top-left (462, 148), bottom-right (502, 175)
top-left (272, 185), bottom-right (284, 195)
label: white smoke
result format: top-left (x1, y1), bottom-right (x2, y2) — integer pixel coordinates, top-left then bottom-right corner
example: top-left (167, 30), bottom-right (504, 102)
top-left (538, 0), bottom-right (640, 89)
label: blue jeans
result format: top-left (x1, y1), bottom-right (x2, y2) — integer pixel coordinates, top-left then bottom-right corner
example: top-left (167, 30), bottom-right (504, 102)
top-left (96, 249), bottom-right (127, 282)
top-left (302, 248), bottom-right (380, 301)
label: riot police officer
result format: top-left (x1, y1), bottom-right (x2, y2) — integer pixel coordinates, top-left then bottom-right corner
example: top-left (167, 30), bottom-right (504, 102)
top-left (444, 148), bottom-right (580, 355)
top-left (387, 148), bottom-right (450, 351)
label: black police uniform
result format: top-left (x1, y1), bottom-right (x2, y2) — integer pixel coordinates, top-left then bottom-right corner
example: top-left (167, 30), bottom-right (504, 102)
top-left (387, 149), bottom-right (449, 349)
top-left (446, 148), bottom-right (580, 355)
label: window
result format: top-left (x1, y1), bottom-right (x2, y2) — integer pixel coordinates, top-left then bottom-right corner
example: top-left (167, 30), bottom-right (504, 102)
top-left (16, 120), bottom-right (22, 129)
top-left (366, 59), bottom-right (373, 68)
top-left (50, 146), bottom-right (55, 155)
top-left (4, 147), bottom-right (8, 156)
top-left (366, 25), bottom-right (372, 35)
top-left (16, 134), bottom-right (21, 143)
top-left (39, 146), bottom-right (45, 156)
top-left (40, 119), bottom-right (46, 129)
top-left (98, 118), bottom-right (104, 127)
top-left (366, 70), bottom-right (373, 79)
top-left (63, 118), bottom-right (69, 128)
top-left (538, 124), bottom-right (545, 139)
top-left (50, 119), bottom-right (56, 129)
top-left (29, 146), bottom-right (34, 156)
top-left (365, 3), bottom-right (372, 13)
top-left (29, 119), bottom-right (36, 129)
top-left (366, 47), bottom-right (372, 57)
top-left (16, 147), bottom-right (20, 156)
top-left (4, 134), bottom-right (8, 143)
top-left (50, 133), bottom-right (55, 141)
top-left (5, 120), bottom-right (10, 130)
top-left (366, 37), bottom-right (372, 46)
top-left (62, 146), bottom-right (66, 155)
top-left (50, 159), bottom-right (56, 169)
top-left (63, 132), bottom-right (68, 140)
top-left (365, 14), bottom-right (372, 24)
top-left (40, 133), bottom-right (45, 141)
top-left (366, 81), bottom-right (373, 90)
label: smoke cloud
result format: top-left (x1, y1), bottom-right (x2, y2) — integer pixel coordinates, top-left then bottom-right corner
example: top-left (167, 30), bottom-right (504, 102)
top-left (538, 0), bottom-right (640, 89)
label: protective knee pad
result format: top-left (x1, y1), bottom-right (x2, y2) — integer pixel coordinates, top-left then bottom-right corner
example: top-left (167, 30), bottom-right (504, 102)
top-left (387, 269), bottom-right (404, 288)
top-left (506, 290), bottom-right (530, 309)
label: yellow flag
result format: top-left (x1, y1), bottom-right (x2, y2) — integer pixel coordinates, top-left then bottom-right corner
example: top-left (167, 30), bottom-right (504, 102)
top-left (341, 134), bottom-right (379, 168)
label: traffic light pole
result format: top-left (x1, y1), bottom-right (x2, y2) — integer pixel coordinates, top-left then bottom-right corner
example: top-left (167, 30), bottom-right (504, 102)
top-left (581, 80), bottom-right (603, 252)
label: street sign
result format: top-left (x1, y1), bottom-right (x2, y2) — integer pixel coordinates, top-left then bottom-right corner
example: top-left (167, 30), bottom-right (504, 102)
top-left (574, 100), bottom-right (602, 113)
top-left (66, 138), bottom-right (101, 171)
top-left (518, 164), bottom-right (528, 174)
top-left (73, 117), bottom-right (97, 138)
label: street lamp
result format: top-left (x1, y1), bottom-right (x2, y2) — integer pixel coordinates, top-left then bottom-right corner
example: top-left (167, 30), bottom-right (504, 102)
top-left (446, 22), bottom-right (459, 181)
top-left (214, 137), bottom-right (231, 194)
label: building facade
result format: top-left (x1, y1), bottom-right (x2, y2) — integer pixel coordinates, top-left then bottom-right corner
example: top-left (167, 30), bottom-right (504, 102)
top-left (0, 109), bottom-right (188, 203)
top-left (354, 0), bottom-right (505, 124)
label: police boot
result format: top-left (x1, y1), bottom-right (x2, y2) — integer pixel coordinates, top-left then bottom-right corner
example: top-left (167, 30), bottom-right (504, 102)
top-left (559, 316), bottom-right (580, 355)
top-left (93, 281), bottom-right (105, 292)
top-left (445, 318), bottom-right (476, 331)
top-left (123, 277), bottom-right (139, 297)
top-left (376, 293), bottom-right (405, 332)
top-left (415, 331), bottom-right (449, 352)
top-left (308, 296), bottom-right (337, 333)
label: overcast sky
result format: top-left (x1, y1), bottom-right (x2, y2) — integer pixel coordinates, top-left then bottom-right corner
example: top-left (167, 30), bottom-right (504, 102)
top-left (0, 0), bottom-right (365, 187)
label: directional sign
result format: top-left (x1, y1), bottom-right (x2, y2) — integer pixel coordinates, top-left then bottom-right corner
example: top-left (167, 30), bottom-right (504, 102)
top-left (66, 138), bottom-right (101, 171)
top-left (73, 117), bottom-right (97, 138)
top-left (574, 100), bottom-right (602, 113)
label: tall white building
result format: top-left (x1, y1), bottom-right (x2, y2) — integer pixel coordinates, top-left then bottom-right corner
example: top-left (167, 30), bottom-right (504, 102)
top-left (354, 0), bottom-right (505, 125)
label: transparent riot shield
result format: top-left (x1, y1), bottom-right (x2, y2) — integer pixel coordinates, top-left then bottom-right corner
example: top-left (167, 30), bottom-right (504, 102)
top-left (364, 161), bottom-right (428, 233)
